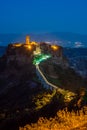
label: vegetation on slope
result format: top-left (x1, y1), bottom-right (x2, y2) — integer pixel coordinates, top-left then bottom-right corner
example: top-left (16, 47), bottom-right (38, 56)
top-left (19, 87), bottom-right (87, 130)
top-left (19, 108), bottom-right (87, 130)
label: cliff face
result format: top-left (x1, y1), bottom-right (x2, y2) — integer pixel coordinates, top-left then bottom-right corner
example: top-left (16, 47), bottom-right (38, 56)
top-left (6, 44), bottom-right (33, 67)
top-left (0, 44), bottom-right (36, 97)
top-left (40, 42), bottom-right (69, 68)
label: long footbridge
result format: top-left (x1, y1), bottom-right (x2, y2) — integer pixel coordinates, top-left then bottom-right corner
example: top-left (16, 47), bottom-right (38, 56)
top-left (33, 53), bottom-right (76, 101)
top-left (36, 64), bottom-right (75, 101)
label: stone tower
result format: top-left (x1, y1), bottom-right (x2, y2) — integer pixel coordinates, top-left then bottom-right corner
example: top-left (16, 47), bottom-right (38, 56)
top-left (26, 36), bottom-right (30, 44)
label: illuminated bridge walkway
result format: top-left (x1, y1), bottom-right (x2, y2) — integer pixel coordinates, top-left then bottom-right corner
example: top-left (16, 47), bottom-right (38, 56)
top-left (36, 64), bottom-right (65, 92)
top-left (36, 64), bottom-right (76, 100)
top-left (36, 65), bottom-right (60, 89)
top-left (34, 53), bottom-right (75, 100)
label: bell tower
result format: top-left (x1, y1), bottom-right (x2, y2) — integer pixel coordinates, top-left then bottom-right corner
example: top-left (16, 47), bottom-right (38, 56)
top-left (26, 36), bottom-right (30, 44)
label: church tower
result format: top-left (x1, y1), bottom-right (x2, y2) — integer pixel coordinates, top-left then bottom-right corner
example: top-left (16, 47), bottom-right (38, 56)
top-left (26, 36), bottom-right (30, 44)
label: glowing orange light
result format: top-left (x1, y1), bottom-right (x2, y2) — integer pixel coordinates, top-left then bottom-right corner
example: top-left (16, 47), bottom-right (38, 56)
top-left (13, 43), bottom-right (22, 47)
top-left (51, 45), bottom-right (59, 51)
top-left (28, 45), bottom-right (32, 50)
top-left (31, 41), bottom-right (38, 45)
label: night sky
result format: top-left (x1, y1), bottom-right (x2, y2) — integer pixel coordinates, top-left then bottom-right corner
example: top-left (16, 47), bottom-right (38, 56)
top-left (0, 0), bottom-right (87, 34)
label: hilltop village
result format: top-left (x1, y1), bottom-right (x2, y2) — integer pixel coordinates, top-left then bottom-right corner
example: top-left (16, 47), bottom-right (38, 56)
top-left (4, 36), bottom-right (69, 68)
top-left (10, 35), bottom-right (63, 58)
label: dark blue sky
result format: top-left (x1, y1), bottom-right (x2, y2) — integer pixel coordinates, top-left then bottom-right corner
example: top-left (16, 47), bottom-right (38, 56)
top-left (0, 0), bottom-right (87, 34)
